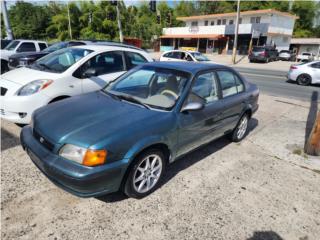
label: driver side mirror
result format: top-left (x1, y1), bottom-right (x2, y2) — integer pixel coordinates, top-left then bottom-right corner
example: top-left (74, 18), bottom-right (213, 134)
top-left (181, 101), bottom-right (204, 113)
top-left (82, 68), bottom-right (97, 78)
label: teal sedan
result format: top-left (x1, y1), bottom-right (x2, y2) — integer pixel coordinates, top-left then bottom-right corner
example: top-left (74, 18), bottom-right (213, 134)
top-left (20, 62), bottom-right (259, 198)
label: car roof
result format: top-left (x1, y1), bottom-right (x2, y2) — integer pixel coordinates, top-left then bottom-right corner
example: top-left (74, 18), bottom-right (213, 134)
top-left (14, 39), bottom-right (47, 43)
top-left (164, 50), bottom-right (199, 54)
top-left (141, 61), bottom-right (228, 74)
top-left (71, 44), bottom-right (145, 52)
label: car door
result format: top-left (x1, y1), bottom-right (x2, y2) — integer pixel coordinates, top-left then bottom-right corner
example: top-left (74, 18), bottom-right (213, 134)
top-left (216, 70), bottom-right (246, 134)
top-left (177, 71), bottom-right (225, 156)
top-left (75, 51), bottom-right (126, 93)
top-left (310, 62), bottom-right (320, 82)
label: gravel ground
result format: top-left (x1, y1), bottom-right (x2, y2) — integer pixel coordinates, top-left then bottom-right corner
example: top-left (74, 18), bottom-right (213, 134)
top-left (1, 94), bottom-right (320, 240)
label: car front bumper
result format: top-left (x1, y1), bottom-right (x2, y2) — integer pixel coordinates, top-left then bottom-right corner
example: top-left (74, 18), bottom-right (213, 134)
top-left (20, 126), bottom-right (130, 197)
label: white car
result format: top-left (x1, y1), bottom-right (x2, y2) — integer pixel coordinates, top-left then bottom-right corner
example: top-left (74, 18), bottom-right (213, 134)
top-left (287, 61), bottom-right (320, 85)
top-left (296, 52), bottom-right (315, 62)
top-left (1, 39), bottom-right (48, 73)
top-left (160, 50), bottom-right (214, 63)
top-left (0, 45), bottom-right (153, 124)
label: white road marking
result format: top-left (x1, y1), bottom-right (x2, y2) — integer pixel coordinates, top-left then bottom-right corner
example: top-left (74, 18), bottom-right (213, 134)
top-left (240, 72), bottom-right (286, 79)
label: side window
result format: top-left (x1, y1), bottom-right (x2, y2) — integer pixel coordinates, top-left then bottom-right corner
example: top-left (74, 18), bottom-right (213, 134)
top-left (125, 51), bottom-right (148, 70)
top-left (190, 72), bottom-right (218, 104)
top-left (17, 42), bottom-right (36, 52)
top-left (217, 70), bottom-right (244, 97)
top-left (311, 62), bottom-right (320, 69)
top-left (81, 51), bottom-right (124, 76)
top-left (39, 43), bottom-right (47, 51)
top-left (186, 54), bottom-right (193, 61)
top-left (171, 52), bottom-right (181, 59)
top-left (180, 52), bottom-right (186, 60)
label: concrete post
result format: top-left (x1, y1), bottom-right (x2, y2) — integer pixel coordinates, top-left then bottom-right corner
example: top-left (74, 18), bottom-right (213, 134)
top-left (1, 1), bottom-right (14, 40)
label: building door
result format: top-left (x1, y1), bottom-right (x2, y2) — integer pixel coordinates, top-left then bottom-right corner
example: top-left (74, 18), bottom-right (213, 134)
top-left (198, 39), bottom-right (207, 53)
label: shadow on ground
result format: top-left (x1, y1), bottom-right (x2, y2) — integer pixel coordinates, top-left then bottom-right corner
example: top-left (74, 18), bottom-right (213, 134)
top-left (247, 231), bottom-right (283, 240)
top-left (1, 127), bottom-right (20, 151)
top-left (97, 118), bottom-right (258, 203)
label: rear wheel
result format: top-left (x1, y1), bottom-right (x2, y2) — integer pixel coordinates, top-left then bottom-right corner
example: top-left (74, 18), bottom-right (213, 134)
top-left (124, 149), bottom-right (166, 198)
top-left (297, 74), bottom-right (312, 86)
top-left (230, 114), bottom-right (249, 142)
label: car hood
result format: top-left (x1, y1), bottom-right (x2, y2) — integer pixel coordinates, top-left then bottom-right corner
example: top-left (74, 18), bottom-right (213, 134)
top-left (0, 49), bottom-right (14, 60)
top-left (33, 91), bottom-right (169, 148)
top-left (0, 67), bottom-right (60, 86)
top-left (10, 51), bottom-right (48, 59)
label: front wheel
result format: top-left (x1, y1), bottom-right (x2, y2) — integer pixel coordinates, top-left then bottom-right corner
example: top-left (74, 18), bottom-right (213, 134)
top-left (230, 114), bottom-right (249, 142)
top-left (123, 149), bottom-right (166, 198)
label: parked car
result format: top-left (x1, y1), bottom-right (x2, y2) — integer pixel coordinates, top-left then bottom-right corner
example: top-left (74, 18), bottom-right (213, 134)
top-left (1, 39), bottom-right (47, 74)
top-left (0, 45), bottom-right (153, 124)
top-left (248, 46), bottom-right (278, 63)
top-left (296, 52), bottom-right (315, 62)
top-left (20, 61), bottom-right (259, 198)
top-left (278, 50), bottom-right (296, 61)
top-left (160, 50), bottom-right (213, 62)
top-left (1, 39), bottom-right (12, 49)
top-left (8, 41), bottom-right (89, 70)
top-left (287, 61), bottom-right (320, 85)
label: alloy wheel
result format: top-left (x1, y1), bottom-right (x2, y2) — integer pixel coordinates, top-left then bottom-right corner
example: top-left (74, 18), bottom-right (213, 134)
top-left (133, 154), bottom-right (163, 194)
top-left (237, 116), bottom-right (248, 139)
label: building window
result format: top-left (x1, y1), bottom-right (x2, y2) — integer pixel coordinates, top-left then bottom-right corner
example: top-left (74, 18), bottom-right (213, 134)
top-left (191, 21), bottom-right (198, 26)
top-left (239, 18), bottom-right (242, 24)
top-left (211, 21), bottom-right (215, 26)
top-left (250, 17), bottom-right (261, 24)
top-left (204, 20), bottom-right (208, 26)
top-left (229, 20), bottom-right (234, 25)
top-left (222, 19), bottom-right (226, 25)
top-left (217, 19), bottom-right (221, 25)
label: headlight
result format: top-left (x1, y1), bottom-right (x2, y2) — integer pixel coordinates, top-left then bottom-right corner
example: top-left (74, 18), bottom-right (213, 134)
top-left (59, 144), bottom-right (107, 167)
top-left (16, 79), bottom-right (53, 96)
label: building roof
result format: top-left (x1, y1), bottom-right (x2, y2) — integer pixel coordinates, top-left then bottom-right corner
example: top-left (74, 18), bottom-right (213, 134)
top-left (290, 38), bottom-right (320, 45)
top-left (177, 9), bottom-right (299, 21)
top-left (160, 34), bottom-right (222, 39)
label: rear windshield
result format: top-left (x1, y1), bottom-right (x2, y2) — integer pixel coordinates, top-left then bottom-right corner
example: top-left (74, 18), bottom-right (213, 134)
top-left (252, 47), bottom-right (265, 52)
top-left (302, 53), bottom-right (311, 56)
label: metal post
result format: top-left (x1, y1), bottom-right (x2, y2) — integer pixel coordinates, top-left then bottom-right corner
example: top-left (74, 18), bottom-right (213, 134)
top-left (1, 0), bottom-right (14, 40)
top-left (67, 2), bottom-right (72, 39)
top-left (232, 0), bottom-right (240, 64)
top-left (116, 2), bottom-right (123, 43)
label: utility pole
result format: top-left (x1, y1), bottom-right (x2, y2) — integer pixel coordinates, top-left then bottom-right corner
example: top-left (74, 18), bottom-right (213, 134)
top-left (67, 2), bottom-right (72, 39)
top-left (116, 1), bottom-right (123, 43)
top-left (1, 0), bottom-right (14, 40)
top-left (232, 0), bottom-right (240, 64)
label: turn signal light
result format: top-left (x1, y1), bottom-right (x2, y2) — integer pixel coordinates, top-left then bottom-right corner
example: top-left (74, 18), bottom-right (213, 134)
top-left (83, 149), bottom-right (107, 167)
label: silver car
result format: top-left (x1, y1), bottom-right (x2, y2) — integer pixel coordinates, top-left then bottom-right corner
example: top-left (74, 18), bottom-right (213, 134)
top-left (278, 50), bottom-right (296, 61)
top-left (287, 61), bottom-right (320, 85)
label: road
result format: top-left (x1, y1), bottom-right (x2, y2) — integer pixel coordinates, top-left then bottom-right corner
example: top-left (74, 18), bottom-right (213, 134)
top-left (235, 67), bottom-right (320, 102)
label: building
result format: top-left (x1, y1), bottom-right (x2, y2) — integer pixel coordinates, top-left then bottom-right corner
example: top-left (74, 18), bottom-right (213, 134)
top-left (161, 9), bottom-right (298, 54)
top-left (290, 38), bottom-right (320, 59)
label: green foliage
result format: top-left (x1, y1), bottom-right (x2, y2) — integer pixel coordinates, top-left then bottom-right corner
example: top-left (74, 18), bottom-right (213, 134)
top-left (2, 0), bottom-right (320, 43)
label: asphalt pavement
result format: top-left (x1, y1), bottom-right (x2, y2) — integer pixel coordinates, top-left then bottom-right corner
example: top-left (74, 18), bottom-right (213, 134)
top-left (236, 67), bottom-right (320, 102)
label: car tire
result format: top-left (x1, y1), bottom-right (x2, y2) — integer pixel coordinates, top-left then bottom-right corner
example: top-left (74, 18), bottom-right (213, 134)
top-left (123, 149), bottom-right (166, 198)
top-left (230, 113), bottom-right (249, 142)
top-left (297, 74), bottom-right (312, 86)
top-left (1, 60), bottom-right (9, 74)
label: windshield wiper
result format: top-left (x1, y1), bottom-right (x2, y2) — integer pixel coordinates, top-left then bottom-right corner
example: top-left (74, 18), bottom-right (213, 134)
top-left (116, 94), bottom-right (150, 109)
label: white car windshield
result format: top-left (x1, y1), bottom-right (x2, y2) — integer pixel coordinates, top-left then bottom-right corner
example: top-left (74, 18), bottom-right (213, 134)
top-left (4, 40), bottom-right (20, 51)
top-left (190, 52), bottom-right (210, 61)
top-left (30, 48), bottom-right (93, 73)
top-left (104, 66), bottom-right (190, 110)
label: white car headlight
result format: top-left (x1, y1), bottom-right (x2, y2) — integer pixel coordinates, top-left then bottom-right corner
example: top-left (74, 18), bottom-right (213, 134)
top-left (59, 144), bottom-right (107, 166)
top-left (59, 144), bottom-right (87, 164)
top-left (17, 79), bottom-right (53, 96)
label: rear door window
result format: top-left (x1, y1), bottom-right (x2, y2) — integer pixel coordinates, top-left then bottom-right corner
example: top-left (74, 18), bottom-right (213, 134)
top-left (217, 70), bottom-right (244, 97)
top-left (39, 43), bottom-right (47, 51)
top-left (125, 51), bottom-right (148, 70)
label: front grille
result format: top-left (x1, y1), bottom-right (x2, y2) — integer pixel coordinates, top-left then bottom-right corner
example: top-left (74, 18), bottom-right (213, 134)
top-left (0, 109), bottom-right (5, 115)
top-left (33, 129), bottom-right (55, 151)
top-left (1, 87), bottom-right (7, 96)
top-left (8, 58), bottom-right (19, 68)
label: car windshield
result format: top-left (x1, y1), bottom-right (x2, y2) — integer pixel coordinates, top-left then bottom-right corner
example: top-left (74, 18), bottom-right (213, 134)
top-left (252, 47), bottom-right (264, 52)
top-left (30, 48), bottom-right (93, 73)
top-left (4, 40), bottom-right (20, 50)
top-left (43, 42), bottom-right (68, 52)
top-left (104, 66), bottom-right (190, 110)
top-left (190, 52), bottom-right (210, 61)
